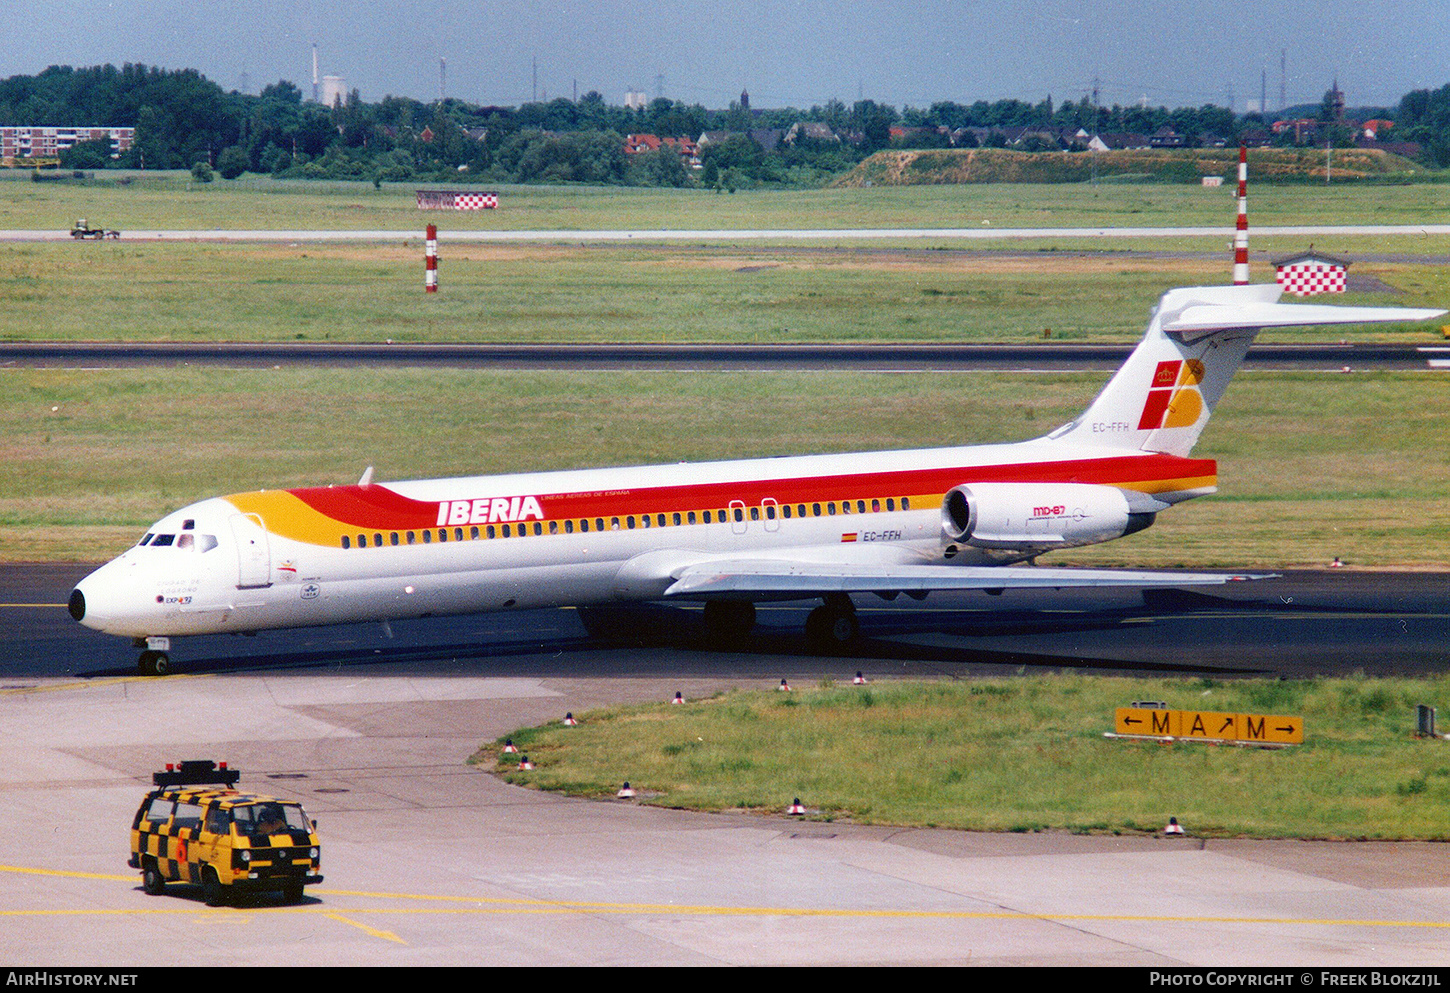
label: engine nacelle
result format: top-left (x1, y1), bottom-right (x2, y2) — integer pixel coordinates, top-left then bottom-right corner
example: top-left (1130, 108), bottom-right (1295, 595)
top-left (941, 482), bottom-right (1151, 551)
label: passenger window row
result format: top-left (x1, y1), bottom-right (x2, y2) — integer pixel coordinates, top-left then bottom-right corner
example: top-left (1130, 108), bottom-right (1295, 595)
top-left (339, 496), bottom-right (913, 549)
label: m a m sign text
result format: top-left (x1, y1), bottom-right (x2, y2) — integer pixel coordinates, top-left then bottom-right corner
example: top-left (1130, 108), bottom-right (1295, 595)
top-left (1113, 707), bottom-right (1303, 746)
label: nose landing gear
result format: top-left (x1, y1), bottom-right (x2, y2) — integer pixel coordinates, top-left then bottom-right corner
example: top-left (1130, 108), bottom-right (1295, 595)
top-left (134, 637), bottom-right (173, 676)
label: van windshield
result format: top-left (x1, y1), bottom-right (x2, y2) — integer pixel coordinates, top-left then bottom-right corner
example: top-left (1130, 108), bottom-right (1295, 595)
top-left (232, 802), bottom-right (310, 836)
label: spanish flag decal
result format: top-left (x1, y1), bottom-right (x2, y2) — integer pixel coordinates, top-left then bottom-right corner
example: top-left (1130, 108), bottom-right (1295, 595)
top-left (841, 533), bottom-right (858, 543)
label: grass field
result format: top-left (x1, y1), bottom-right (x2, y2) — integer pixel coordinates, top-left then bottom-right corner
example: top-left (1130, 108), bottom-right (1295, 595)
top-left (4, 367), bottom-right (1446, 566)
top-left (2, 241), bottom-right (1448, 344)
top-left (477, 674), bottom-right (1450, 839)
top-left (6, 170), bottom-right (1450, 232)
top-left (4, 176), bottom-right (1449, 346)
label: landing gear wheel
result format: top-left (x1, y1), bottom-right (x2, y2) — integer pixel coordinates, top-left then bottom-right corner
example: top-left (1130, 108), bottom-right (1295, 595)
top-left (702, 601), bottom-right (756, 646)
top-left (137, 650), bottom-right (171, 676)
top-left (805, 597), bottom-right (860, 652)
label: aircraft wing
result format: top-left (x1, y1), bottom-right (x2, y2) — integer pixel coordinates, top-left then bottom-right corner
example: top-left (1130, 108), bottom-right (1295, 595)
top-left (660, 559), bottom-right (1272, 599)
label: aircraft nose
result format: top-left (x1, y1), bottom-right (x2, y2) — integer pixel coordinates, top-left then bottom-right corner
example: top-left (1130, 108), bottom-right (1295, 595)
top-left (70, 560), bottom-right (148, 636)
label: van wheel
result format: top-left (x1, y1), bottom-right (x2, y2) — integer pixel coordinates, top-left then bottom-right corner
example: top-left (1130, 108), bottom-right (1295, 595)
top-left (142, 862), bottom-right (166, 895)
top-left (202, 867), bottom-right (228, 907)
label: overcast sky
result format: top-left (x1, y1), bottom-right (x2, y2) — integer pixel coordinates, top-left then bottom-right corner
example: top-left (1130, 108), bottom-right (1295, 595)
top-left (6, 1), bottom-right (1448, 112)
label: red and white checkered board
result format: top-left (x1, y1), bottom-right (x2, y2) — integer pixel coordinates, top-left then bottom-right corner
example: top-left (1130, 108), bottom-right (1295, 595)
top-left (453, 193), bottom-right (498, 210)
top-left (1276, 264), bottom-right (1346, 296)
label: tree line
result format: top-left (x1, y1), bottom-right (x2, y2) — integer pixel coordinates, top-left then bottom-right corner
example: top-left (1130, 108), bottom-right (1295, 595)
top-left (4, 63), bottom-right (1448, 188)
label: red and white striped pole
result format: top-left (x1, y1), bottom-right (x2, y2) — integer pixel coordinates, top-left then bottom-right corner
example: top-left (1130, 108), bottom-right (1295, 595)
top-left (425, 223), bottom-right (438, 293)
top-left (1232, 145), bottom-right (1249, 285)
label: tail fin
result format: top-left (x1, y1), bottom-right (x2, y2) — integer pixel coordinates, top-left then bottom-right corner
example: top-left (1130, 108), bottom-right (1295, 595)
top-left (1048, 284), bottom-right (1445, 457)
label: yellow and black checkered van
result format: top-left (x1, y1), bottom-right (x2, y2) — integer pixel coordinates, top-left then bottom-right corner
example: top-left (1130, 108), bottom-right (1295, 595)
top-left (129, 760), bottom-right (322, 906)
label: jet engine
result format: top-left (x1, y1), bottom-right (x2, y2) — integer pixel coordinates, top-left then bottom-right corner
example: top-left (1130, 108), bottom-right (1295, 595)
top-left (940, 482), bottom-right (1153, 552)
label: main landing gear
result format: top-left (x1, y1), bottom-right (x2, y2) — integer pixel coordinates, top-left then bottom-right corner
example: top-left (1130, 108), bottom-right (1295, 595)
top-left (702, 600), bottom-right (756, 646)
top-left (134, 637), bottom-right (172, 676)
top-left (804, 594), bottom-right (860, 651)
top-left (702, 595), bottom-right (863, 652)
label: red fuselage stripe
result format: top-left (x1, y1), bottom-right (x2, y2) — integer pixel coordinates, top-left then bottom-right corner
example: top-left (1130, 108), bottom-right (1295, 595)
top-left (286, 453), bottom-right (1216, 531)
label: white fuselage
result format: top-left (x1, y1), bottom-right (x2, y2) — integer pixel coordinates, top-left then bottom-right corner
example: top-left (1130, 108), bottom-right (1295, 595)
top-left (71, 437), bottom-right (1213, 642)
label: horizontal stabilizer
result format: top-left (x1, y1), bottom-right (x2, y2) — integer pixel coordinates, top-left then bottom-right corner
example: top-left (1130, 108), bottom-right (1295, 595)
top-left (663, 561), bottom-right (1274, 599)
top-left (1163, 300), bottom-right (1447, 341)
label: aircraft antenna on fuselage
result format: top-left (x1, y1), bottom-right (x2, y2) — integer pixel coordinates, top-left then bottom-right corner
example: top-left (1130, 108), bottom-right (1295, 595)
top-left (358, 466), bottom-right (374, 487)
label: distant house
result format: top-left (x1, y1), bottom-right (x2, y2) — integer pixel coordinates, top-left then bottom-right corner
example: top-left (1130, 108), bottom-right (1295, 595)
top-left (625, 133), bottom-right (701, 169)
top-left (950, 126), bottom-right (991, 147)
top-left (625, 133), bottom-right (662, 154)
top-left (749, 128), bottom-right (783, 151)
top-left (1088, 132), bottom-right (1152, 151)
top-left (783, 121), bottom-right (839, 144)
top-left (1150, 126), bottom-right (1185, 148)
top-left (699, 129), bottom-right (782, 152)
top-left (1360, 119), bottom-right (1394, 141)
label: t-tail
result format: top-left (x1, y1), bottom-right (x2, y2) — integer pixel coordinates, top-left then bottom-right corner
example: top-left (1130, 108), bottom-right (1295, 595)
top-left (1047, 283), bottom-right (1445, 458)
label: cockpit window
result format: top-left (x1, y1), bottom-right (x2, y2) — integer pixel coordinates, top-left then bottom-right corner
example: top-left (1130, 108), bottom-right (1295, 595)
top-left (138, 531), bottom-right (218, 552)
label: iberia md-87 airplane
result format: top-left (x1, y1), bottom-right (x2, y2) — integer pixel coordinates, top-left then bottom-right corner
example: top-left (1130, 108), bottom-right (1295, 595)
top-left (71, 283), bottom-right (1443, 674)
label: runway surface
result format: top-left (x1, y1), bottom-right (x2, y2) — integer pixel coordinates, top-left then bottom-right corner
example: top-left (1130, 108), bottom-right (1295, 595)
top-left (2, 564), bottom-right (1449, 966)
top-left (5, 340), bottom-right (1450, 372)
top-left (6, 563), bottom-right (1450, 681)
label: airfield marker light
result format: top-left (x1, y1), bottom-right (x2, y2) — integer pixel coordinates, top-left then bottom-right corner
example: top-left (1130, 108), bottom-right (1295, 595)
top-left (672, 692), bottom-right (684, 704)
top-left (563, 713), bottom-right (577, 726)
top-left (425, 223), bottom-right (438, 293)
top-left (518, 755), bottom-right (534, 770)
top-left (1232, 145), bottom-right (1250, 285)
top-left (617, 782), bottom-right (636, 798)
top-left (502, 739), bottom-right (518, 754)
top-left (853, 672), bottom-right (867, 685)
top-left (787, 798), bottom-right (806, 816)
top-left (778, 678), bottom-right (791, 692)
top-left (1164, 817), bottom-right (1186, 835)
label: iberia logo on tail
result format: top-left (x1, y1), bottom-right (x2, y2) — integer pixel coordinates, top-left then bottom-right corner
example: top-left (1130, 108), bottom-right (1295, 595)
top-left (1137, 359), bottom-right (1205, 431)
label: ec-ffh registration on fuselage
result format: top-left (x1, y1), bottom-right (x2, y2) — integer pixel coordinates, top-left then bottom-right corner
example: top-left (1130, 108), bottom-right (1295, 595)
top-left (70, 283), bottom-right (1444, 674)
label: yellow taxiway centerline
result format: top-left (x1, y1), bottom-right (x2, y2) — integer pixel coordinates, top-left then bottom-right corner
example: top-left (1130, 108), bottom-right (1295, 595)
top-left (2, 868), bottom-right (1447, 932)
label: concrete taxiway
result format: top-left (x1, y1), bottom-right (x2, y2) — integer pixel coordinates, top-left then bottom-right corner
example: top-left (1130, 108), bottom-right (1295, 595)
top-left (3, 664), bottom-right (1450, 967)
top-left (1, 566), bottom-right (1448, 966)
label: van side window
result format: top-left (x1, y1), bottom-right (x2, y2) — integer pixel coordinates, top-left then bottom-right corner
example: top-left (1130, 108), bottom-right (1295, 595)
top-left (204, 806), bottom-right (230, 835)
top-left (173, 802), bottom-right (203, 831)
top-left (146, 797), bottom-right (174, 823)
